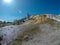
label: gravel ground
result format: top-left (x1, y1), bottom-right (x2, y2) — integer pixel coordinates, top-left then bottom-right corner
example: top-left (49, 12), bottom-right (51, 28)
top-left (22, 24), bottom-right (60, 45)
top-left (0, 20), bottom-right (60, 45)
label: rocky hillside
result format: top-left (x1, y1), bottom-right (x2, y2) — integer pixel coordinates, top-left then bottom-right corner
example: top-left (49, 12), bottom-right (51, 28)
top-left (0, 14), bottom-right (60, 45)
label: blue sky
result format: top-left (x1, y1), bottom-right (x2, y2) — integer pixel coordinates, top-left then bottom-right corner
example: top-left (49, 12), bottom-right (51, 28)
top-left (0, 0), bottom-right (60, 22)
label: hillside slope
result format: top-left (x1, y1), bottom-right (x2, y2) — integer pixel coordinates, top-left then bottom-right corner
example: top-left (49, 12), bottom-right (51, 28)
top-left (0, 15), bottom-right (60, 45)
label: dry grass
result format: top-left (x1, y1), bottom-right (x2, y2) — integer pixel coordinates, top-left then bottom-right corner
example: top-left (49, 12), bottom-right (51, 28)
top-left (7, 20), bottom-right (40, 45)
top-left (7, 15), bottom-right (55, 45)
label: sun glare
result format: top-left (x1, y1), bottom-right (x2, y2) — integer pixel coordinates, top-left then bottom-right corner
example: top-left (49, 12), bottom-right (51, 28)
top-left (4, 0), bottom-right (12, 3)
